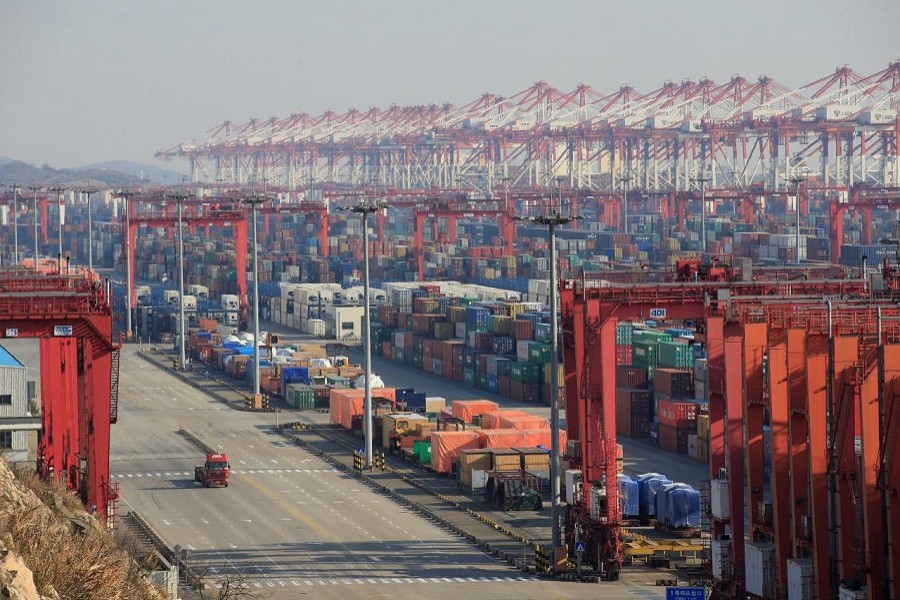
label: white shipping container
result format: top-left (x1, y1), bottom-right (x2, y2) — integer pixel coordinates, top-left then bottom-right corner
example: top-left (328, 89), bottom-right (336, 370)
top-left (711, 478), bottom-right (730, 520)
top-left (695, 380), bottom-right (707, 401)
top-left (786, 558), bottom-right (814, 600)
top-left (687, 434), bottom-right (698, 459)
top-left (712, 538), bottom-right (731, 579)
top-left (307, 319), bottom-right (326, 337)
top-left (455, 322), bottom-right (467, 339)
top-left (517, 340), bottom-right (531, 361)
top-left (745, 542), bottom-right (775, 599)
top-left (837, 586), bottom-right (867, 599)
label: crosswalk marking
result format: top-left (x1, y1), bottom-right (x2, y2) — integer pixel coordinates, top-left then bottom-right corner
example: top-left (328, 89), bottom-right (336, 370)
top-left (111, 468), bottom-right (340, 480)
top-left (209, 574), bottom-right (537, 590)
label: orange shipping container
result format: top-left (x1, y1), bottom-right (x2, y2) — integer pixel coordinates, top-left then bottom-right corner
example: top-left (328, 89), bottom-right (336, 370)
top-left (481, 410), bottom-right (531, 429)
top-left (430, 431), bottom-right (480, 473)
top-left (523, 429), bottom-right (568, 450)
top-left (498, 415), bottom-right (549, 431)
top-left (477, 429), bottom-right (533, 449)
top-left (451, 399), bottom-right (500, 423)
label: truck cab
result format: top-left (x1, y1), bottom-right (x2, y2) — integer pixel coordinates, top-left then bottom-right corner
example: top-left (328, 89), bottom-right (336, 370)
top-left (194, 452), bottom-right (230, 488)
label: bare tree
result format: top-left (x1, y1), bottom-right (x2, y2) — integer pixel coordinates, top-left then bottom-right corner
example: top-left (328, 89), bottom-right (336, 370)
top-left (192, 562), bottom-right (262, 600)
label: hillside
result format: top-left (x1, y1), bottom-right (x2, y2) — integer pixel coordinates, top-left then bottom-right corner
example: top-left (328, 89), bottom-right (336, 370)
top-left (0, 159), bottom-right (185, 187)
top-left (0, 460), bottom-right (166, 600)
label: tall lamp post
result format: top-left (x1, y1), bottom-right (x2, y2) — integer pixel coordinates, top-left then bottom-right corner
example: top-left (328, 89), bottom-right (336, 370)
top-left (27, 185), bottom-right (42, 263)
top-left (345, 197), bottom-right (387, 469)
top-left (789, 175), bottom-right (806, 265)
top-left (49, 186), bottom-right (67, 269)
top-left (115, 190), bottom-right (137, 339)
top-left (518, 204), bottom-right (577, 556)
top-left (169, 190), bottom-right (193, 370)
top-left (241, 193), bottom-right (269, 397)
top-left (690, 175), bottom-right (711, 253)
top-left (617, 174), bottom-right (631, 234)
top-left (76, 186), bottom-right (98, 272)
top-left (8, 184), bottom-right (20, 264)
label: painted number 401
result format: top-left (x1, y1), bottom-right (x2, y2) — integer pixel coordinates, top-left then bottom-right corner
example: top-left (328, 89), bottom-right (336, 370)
top-left (649, 308), bottom-right (667, 320)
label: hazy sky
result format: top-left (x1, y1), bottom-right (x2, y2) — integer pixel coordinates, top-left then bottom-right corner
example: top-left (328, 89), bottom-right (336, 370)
top-left (1, 0), bottom-right (896, 171)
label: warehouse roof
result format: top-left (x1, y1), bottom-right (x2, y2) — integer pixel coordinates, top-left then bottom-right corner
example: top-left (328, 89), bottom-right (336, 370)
top-left (0, 345), bottom-right (24, 369)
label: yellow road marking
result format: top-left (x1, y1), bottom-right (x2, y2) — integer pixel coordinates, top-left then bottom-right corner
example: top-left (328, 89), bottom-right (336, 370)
top-left (236, 472), bottom-right (338, 542)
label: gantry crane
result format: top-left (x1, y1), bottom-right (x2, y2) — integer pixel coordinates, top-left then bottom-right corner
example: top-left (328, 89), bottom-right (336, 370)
top-left (560, 268), bottom-right (900, 597)
top-left (829, 185), bottom-right (900, 263)
top-left (120, 197), bottom-right (250, 328)
top-left (0, 268), bottom-right (120, 523)
top-left (412, 197), bottom-right (515, 282)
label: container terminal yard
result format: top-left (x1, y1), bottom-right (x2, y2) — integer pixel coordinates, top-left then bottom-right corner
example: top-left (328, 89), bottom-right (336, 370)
top-left (1, 61), bottom-right (900, 600)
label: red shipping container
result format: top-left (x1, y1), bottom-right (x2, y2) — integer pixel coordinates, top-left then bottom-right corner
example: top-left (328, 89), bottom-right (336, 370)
top-left (452, 364), bottom-right (464, 383)
top-left (657, 397), bottom-right (698, 429)
top-left (658, 423), bottom-right (690, 454)
top-left (513, 319), bottom-right (534, 341)
top-left (443, 361), bottom-right (453, 380)
top-left (616, 365), bottom-right (648, 389)
top-left (615, 344), bottom-right (633, 366)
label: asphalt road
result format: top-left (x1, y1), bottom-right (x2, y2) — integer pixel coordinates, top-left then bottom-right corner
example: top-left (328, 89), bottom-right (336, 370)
top-left (3, 339), bottom-right (668, 599)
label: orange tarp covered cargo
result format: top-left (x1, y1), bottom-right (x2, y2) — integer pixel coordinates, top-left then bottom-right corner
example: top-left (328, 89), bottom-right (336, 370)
top-left (524, 429), bottom-right (568, 449)
top-left (481, 410), bottom-right (530, 429)
top-left (451, 400), bottom-right (500, 423)
top-left (430, 431), bottom-right (480, 473)
top-left (329, 388), bottom-right (397, 429)
top-left (498, 414), bottom-right (549, 431)
top-left (477, 429), bottom-right (534, 449)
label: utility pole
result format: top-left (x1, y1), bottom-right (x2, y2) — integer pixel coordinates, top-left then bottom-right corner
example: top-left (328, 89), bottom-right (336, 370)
top-left (241, 193), bottom-right (269, 398)
top-left (75, 185), bottom-right (99, 272)
top-left (691, 175), bottom-right (711, 253)
top-left (27, 185), bottom-right (41, 263)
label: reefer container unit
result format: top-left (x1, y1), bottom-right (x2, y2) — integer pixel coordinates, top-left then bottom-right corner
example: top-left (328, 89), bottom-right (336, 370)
top-left (745, 542), bottom-right (776, 599)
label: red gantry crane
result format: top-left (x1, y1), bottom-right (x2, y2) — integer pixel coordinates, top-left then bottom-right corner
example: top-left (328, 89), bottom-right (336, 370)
top-left (560, 267), bottom-right (900, 598)
top-left (412, 196), bottom-right (515, 282)
top-left (0, 267), bottom-right (120, 523)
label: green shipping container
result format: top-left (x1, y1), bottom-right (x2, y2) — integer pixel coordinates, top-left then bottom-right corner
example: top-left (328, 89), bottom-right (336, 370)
top-left (534, 322), bottom-right (552, 344)
top-left (413, 440), bottom-right (432, 464)
top-left (286, 384), bottom-right (316, 410)
top-left (615, 322), bottom-right (633, 346)
top-left (634, 330), bottom-right (672, 344)
top-left (632, 340), bottom-right (659, 369)
top-left (658, 340), bottom-right (694, 369)
top-left (510, 361), bottom-right (541, 382)
top-left (528, 342), bottom-right (552, 365)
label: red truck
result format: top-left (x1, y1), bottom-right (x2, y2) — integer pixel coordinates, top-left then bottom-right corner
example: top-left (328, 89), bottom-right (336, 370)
top-left (194, 453), bottom-right (231, 488)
